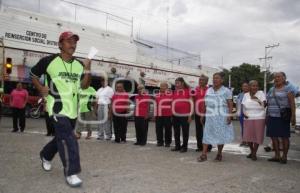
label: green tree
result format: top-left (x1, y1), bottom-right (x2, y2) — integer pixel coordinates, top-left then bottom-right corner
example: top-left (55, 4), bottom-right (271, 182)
top-left (222, 63), bottom-right (272, 95)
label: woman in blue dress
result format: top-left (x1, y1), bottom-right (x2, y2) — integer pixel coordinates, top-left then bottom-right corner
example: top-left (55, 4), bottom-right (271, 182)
top-left (198, 72), bottom-right (234, 162)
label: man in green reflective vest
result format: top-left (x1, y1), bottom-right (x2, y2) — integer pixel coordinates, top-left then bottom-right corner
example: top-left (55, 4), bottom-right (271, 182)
top-left (76, 84), bottom-right (97, 139)
top-left (31, 31), bottom-right (91, 187)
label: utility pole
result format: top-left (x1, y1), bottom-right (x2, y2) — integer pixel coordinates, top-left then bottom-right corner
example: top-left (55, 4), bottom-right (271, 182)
top-left (0, 37), bottom-right (4, 94)
top-left (166, 0), bottom-right (170, 62)
top-left (259, 43), bottom-right (280, 93)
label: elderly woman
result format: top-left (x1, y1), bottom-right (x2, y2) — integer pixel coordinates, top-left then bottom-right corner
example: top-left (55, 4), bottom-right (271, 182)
top-left (96, 77), bottom-right (114, 140)
top-left (134, 84), bottom-right (151, 146)
top-left (242, 80), bottom-right (266, 161)
top-left (193, 74), bottom-right (212, 152)
top-left (111, 82), bottom-right (129, 143)
top-left (198, 72), bottom-right (234, 162)
top-left (266, 72), bottom-right (296, 164)
top-left (155, 82), bottom-right (173, 147)
top-left (171, 77), bottom-right (193, 153)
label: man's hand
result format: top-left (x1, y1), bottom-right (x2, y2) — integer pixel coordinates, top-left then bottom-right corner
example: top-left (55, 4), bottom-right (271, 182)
top-left (40, 86), bottom-right (49, 97)
top-left (83, 59), bottom-right (91, 70)
top-left (188, 116), bottom-right (192, 123)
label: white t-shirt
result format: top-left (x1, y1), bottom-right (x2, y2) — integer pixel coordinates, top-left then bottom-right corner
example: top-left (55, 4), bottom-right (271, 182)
top-left (242, 90), bottom-right (266, 120)
top-left (96, 86), bottom-right (114, 105)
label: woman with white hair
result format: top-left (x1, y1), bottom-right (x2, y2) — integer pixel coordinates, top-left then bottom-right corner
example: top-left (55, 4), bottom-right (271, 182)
top-left (96, 77), bottom-right (114, 140)
top-left (242, 80), bottom-right (266, 161)
top-left (155, 81), bottom-right (173, 147)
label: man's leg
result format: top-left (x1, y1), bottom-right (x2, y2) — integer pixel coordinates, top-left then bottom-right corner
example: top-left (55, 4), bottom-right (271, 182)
top-left (101, 104), bottom-right (111, 139)
top-left (12, 108), bottom-right (19, 132)
top-left (134, 117), bottom-right (142, 144)
top-left (19, 108), bottom-right (26, 132)
top-left (195, 114), bottom-right (202, 150)
top-left (97, 105), bottom-right (105, 139)
top-left (142, 118), bottom-right (149, 145)
top-left (45, 112), bottom-right (52, 135)
top-left (120, 115), bottom-right (128, 142)
top-left (164, 116), bottom-right (172, 146)
top-left (40, 136), bottom-right (58, 161)
top-left (113, 115), bottom-right (120, 142)
top-left (172, 116), bottom-right (181, 150)
top-left (53, 116), bottom-right (81, 176)
top-left (181, 117), bottom-right (190, 150)
top-left (156, 117), bottom-right (164, 145)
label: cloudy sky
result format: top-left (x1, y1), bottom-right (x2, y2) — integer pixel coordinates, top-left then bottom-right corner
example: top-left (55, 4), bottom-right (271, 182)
top-left (3, 0), bottom-right (300, 84)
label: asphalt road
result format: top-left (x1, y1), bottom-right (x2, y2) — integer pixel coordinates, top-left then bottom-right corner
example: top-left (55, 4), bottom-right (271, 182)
top-left (0, 117), bottom-right (300, 193)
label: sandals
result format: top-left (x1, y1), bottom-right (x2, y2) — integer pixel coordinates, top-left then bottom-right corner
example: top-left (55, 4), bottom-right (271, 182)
top-left (197, 154), bottom-right (207, 162)
top-left (214, 154), bottom-right (222, 161)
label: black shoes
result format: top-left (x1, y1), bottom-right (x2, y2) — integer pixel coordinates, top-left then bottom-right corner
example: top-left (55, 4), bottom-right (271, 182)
top-left (171, 146), bottom-right (187, 152)
top-left (157, 142), bottom-right (171, 147)
top-left (171, 147), bottom-right (180, 151)
top-left (264, 146), bottom-right (272, 152)
top-left (268, 157), bottom-right (280, 162)
top-left (134, 142), bottom-right (146, 146)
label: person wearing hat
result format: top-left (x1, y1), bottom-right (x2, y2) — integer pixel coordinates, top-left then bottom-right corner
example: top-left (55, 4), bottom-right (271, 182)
top-left (30, 31), bottom-right (91, 187)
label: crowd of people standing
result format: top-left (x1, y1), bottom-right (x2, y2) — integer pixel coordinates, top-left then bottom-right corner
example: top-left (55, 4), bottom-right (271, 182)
top-left (74, 71), bottom-right (297, 165)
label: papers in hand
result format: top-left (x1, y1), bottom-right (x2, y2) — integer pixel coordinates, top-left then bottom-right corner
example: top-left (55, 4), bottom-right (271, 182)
top-left (87, 46), bottom-right (98, 60)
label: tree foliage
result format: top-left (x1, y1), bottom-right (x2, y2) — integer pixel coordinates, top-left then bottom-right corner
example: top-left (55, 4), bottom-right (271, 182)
top-left (222, 63), bottom-right (272, 95)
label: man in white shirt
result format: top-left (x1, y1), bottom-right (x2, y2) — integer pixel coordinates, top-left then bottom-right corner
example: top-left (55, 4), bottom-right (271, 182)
top-left (96, 77), bottom-right (114, 140)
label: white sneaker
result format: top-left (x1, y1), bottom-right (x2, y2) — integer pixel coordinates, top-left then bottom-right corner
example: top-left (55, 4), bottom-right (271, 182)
top-left (66, 175), bottom-right (82, 187)
top-left (40, 156), bottom-right (52, 171)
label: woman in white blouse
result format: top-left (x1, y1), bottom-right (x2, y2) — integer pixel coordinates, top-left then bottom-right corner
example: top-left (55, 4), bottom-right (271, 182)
top-left (96, 77), bottom-right (114, 140)
top-left (242, 80), bottom-right (266, 161)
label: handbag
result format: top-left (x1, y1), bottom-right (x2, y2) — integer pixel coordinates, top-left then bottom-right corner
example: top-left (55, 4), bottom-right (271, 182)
top-left (272, 88), bottom-right (291, 121)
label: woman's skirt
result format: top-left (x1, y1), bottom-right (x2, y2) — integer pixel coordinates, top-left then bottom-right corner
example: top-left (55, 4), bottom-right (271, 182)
top-left (266, 116), bottom-right (290, 138)
top-left (242, 119), bottom-right (265, 144)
